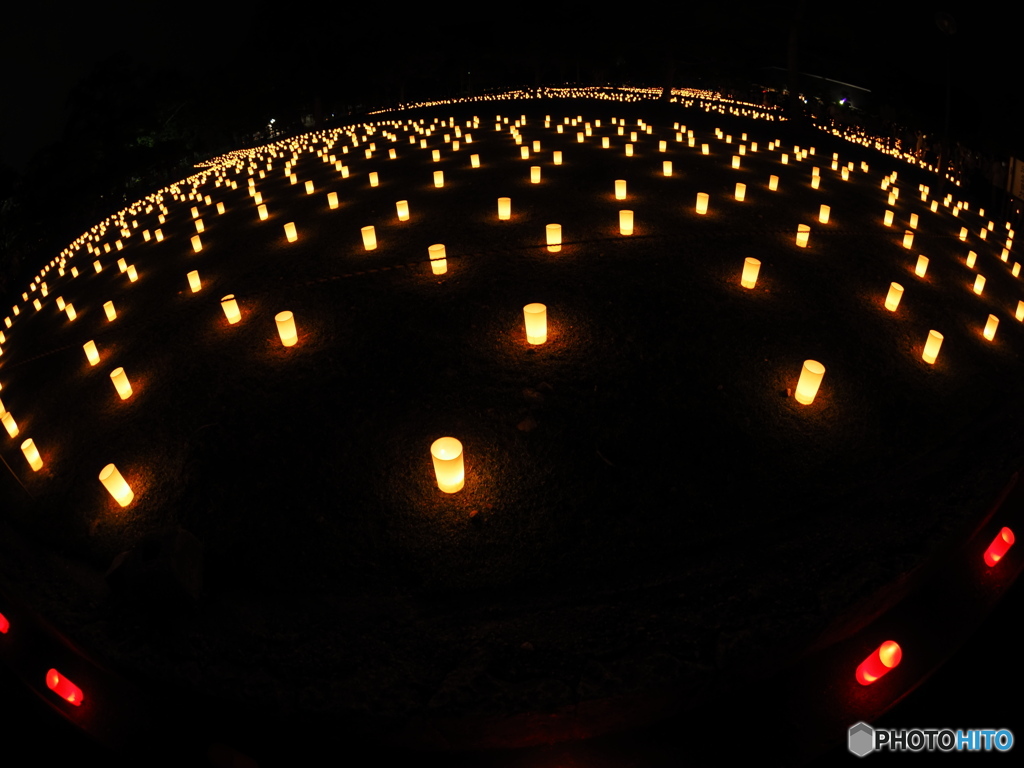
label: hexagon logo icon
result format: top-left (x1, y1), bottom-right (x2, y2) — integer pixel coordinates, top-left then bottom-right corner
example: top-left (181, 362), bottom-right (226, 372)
top-left (849, 722), bottom-right (875, 757)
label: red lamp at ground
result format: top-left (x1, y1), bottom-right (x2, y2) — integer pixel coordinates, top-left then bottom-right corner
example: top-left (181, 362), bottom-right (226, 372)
top-left (856, 640), bottom-right (902, 685)
top-left (46, 669), bottom-right (83, 706)
top-left (984, 527), bottom-right (1015, 566)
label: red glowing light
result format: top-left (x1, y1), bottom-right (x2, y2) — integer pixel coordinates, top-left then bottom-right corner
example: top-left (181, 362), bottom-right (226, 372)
top-left (0, 612), bottom-right (8, 634)
top-left (856, 640), bottom-right (902, 685)
top-left (984, 527), bottom-right (1015, 567)
top-left (46, 669), bottom-right (83, 706)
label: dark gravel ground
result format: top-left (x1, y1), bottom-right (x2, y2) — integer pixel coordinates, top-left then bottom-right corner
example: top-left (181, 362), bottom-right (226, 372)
top-left (1, 95), bottom-right (1022, 761)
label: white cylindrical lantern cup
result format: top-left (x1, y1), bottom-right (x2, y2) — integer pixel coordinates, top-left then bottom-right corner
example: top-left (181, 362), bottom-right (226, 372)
top-left (221, 295), bottom-right (241, 324)
top-left (127, 265), bottom-right (138, 282)
top-left (885, 282), bottom-right (904, 311)
top-left (428, 244), bottom-right (447, 275)
top-left (187, 270), bottom-right (201, 292)
top-left (741, 257), bottom-right (760, 289)
top-left (984, 314), bottom-right (999, 341)
top-left (433, 170), bottom-right (444, 188)
top-left (769, 175), bottom-right (779, 191)
top-left (903, 230), bottom-right (914, 249)
top-left (431, 437), bottom-right (464, 493)
top-left (663, 160), bottom-right (672, 176)
top-left (916, 256), bottom-right (929, 277)
top-left (615, 180), bottom-right (626, 200)
top-left (276, 311), bottom-right (297, 346)
top-left (84, 340), bottom-right (99, 365)
top-left (99, 463), bottom-right (134, 506)
top-left (21, 438), bottom-right (42, 471)
top-left (524, 303), bottom-right (547, 344)
top-left (546, 224), bottom-right (561, 253)
top-left (361, 225), bottom-right (377, 251)
top-left (1, 411), bottom-right (17, 438)
top-left (735, 183), bottom-right (746, 201)
top-left (530, 166), bottom-right (540, 184)
top-left (498, 197), bottom-right (511, 220)
top-left (619, 210), bottom-right (633, 235)
top-left (104, 301), bottom-right (116, 321)
top-left (794, 360), bottom-right (825, 405)
top-left (922, 330), bottom-right (943, 364)
top-left (396, 200), bottom-right (409, 221)
top-left (819, 204), bottom-right (830, 224)
top-left (328, 192), bottom-right (339, 209)
top-left (471, 154), bottom-right (480, 168)
top-left (191, 235), bottom-right (202, 253)
top-left (284, 222), bottom-right (297, 242)
top-left (696, 193), bottom-right (709, 215)
top-left (796, 224), bottom-right (810, 248)
top-left (974, 274), bottom-right (986, 295)
top-left (110, 367), bottom-right (132, 400)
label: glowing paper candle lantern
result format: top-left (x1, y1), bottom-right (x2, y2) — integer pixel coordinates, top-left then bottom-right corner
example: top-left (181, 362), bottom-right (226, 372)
top-left (65, 303), bottom-right (76, 321)
top-left (523, 302), bottom-right (547, 344)
top-left (1014, 263), bottom-right (1021, 278)
top-left (769, 175), bottom-right (779, 191)
top-left (221, 295), bottom-right (241, 324)
top-left (984, 527), bottom-right (1015, 566)
top-left (702, 144), bottom-right (709, 155)
top-left (741, 257), bottom-right (760, 289)
top-left (696, 193), bottom-right (709, 215)
top-left (428, 244), bottom-right (447, 275)
top-left (21, 438), bottom-right (42, 471)
top-left (856, 641), bottom-right (902, 685)
top-left (84, 340), bottom-right (99, 365)
top-left (546, 224), bottom-right (561, 253)
top-left (884, 282), bottom-right (904, 311)
top-left (498, 197), bottom-right (511, 220)
top-left (0, 612), bottom-right (7, 634)
top-left (361, 225), bottom-right (377, 251)
top-left (187, 270), bottom-right (201, 292)
top-left (99, 463), bottom-right (133, 506)
top-left (819, 205), bottom-right (830, 224)
top-left (910, 213), bottom-right (919, 229)
top-left (104, 301), bottom-right (116, 321)
top-left (2, 411), bottom-right (18, 437)
top-left (810, 176), bottom-right (820, 190)
top-left (217, 202), bottom-right (225, 214)
top-left (192, 234), bottom-right (203, 253)
top-left (195, 219), bottom-right (204, 233)
top-left (732, 155), bottom-right (740, 169)
top-left (276, 311), bottom-right (297, 346)
top-left (983, 314), bottom-right (999, 341)
top-left (619, 210), bottom-right (634, 235)
top-left (615, 180), bottom-right (626, 200)
top-left (46, 669), bottom-right (83, 706)
top-left (663, 160), bottom-right (672, 176)
top-left (369, 172), bottom-right (379, 187)
top-left (796, 224), bottom-right (810, 248)
top-left (553, 151), bottom-right (562, 165)
top-left (973, 274), bottom-right (986, 295)
top-left (127, 265), bottom-right (138, 282)
top-left (922, 330), bottom-right (943, 364)
top-left (32, 298), bottom-right (41, 311)
top-left (902, 231), bottom-right (914, 249)
top-left (284, 222), bottom-right (297, 242)
top-left (94, 260), bottom-right (102, 273)
top-left (471, 154), bottom-right (480, 168)
top-left (328, 192), bottom-right (339, 209)
top-left (1017, 301), bottom-right (1024, 322)
top-left (110, 367), bottom-right (132, 399)
top-left (967, 250), bottom-right (977, 268)
top-left (433, 170), bottom-right (444, 188)
top-left (117, 258), bottom-right (127, 272)
top-left (430, 437), bottom-right (464, 493)
top-left (959, 227), bottom-right (968, 241)
top-left (530, 166), bottom-right (541, 183)
top-left (794, 360), bottom-right (825, 405)
top-left (154, 231), bottom-right (162, 243)
top-left (915, 256), bottom-right (929, 277)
